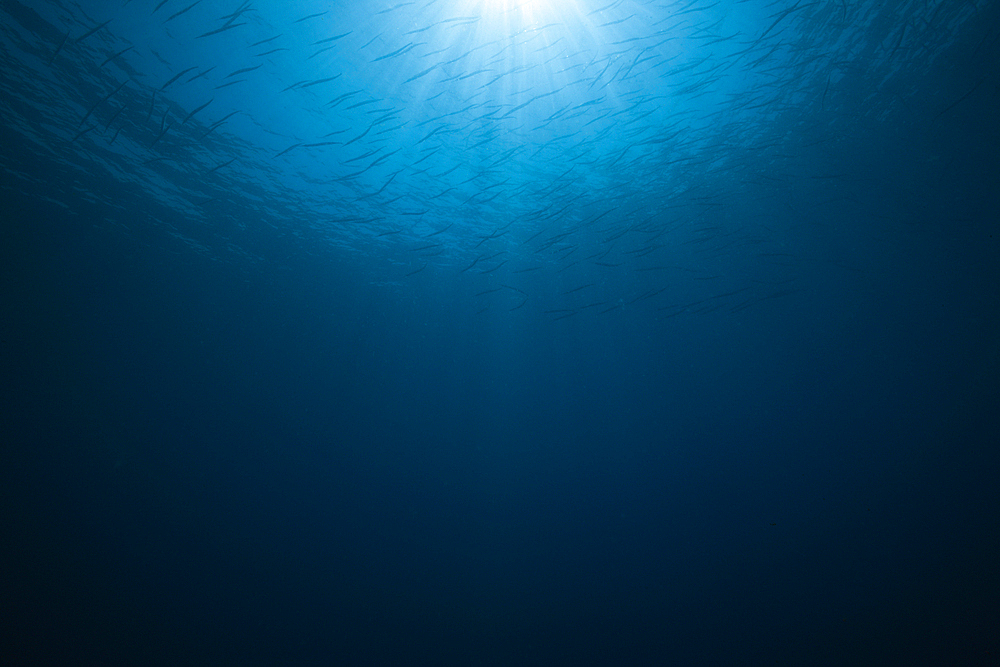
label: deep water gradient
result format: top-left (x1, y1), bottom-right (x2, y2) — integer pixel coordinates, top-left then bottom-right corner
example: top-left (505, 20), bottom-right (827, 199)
top-left (2, 1), bottom-right (998, 665)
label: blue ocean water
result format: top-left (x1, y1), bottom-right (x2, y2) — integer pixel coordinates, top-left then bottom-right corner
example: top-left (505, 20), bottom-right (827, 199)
top-left (2, 0), bottom-right (998, 664)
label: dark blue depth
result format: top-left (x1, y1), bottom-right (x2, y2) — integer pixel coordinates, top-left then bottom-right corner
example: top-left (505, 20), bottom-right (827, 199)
top-left (2, 1), bottom-right (999, 665)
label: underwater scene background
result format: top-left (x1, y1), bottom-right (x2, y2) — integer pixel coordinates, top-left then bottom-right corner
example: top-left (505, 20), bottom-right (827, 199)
top-left (2, 0), bottom-right (998, 664)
